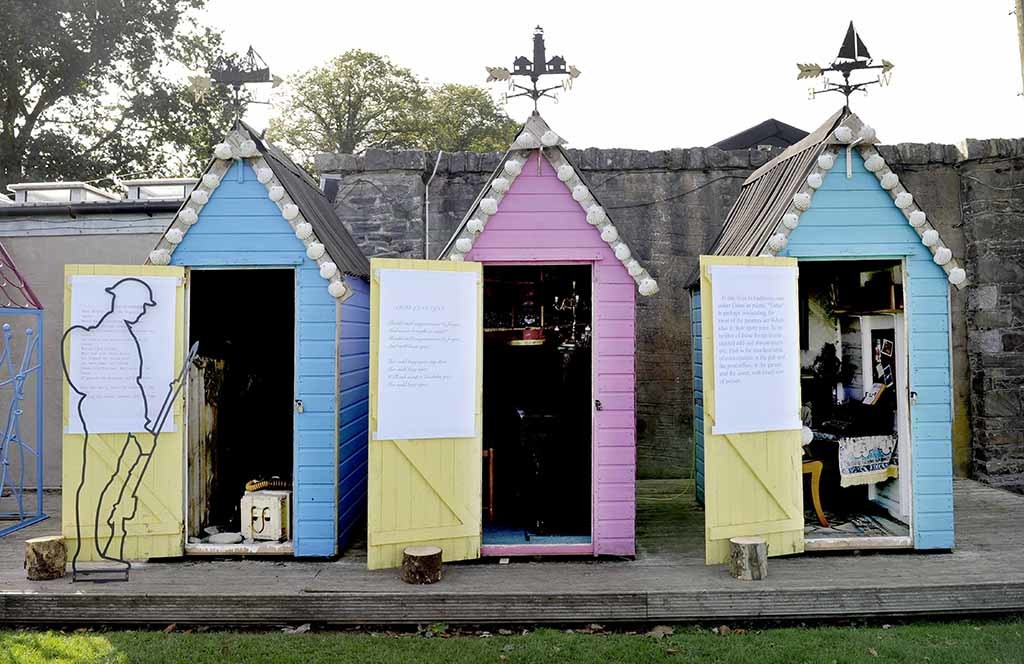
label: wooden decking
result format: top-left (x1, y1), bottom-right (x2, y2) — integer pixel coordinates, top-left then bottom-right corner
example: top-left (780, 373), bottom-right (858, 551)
top-left (2, 479), bottom-right (1023, 625)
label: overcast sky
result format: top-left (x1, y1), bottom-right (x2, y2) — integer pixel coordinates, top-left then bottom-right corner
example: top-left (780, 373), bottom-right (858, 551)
top-left (203, 1), bottom-right (1022, 151)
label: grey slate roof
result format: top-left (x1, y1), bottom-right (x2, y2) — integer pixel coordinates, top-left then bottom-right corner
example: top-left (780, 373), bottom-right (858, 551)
top-left (711, 118), bottom-right (809, 151)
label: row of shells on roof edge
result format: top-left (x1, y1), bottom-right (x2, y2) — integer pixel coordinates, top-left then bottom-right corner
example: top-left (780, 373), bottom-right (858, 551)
top-left (447, 133), bottom-right (659, 297)
top-left (148, 134), bottom-right (350, 300)
top-left (759, 123), bottom-right (966, 288)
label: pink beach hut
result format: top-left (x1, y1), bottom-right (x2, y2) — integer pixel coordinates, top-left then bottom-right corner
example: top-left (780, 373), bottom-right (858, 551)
top-left (437, 113), bottom-right (659, 557)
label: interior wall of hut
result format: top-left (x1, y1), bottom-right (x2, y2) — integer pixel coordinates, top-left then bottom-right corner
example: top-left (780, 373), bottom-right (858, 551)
top-left (481, 265), bottom-right (592, 544)
top-left (187, 268), bottom-right (295, 538)
top-left (798, 260), bottom-right (911, 541)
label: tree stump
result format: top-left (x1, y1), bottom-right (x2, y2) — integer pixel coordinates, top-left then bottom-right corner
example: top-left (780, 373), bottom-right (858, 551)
top-left (728, 536), bottom-right (768, 581)
top-left (25, 536), bottom-right (66, 581)
top-left (400, 546), bottom-right (443, 584)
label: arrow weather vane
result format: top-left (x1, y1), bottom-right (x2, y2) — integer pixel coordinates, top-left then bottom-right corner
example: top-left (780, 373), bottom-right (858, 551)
top-left (189, 46), bottom-right (283, 121)
top-left (486, 26), bottom-right (581, 112)
top-left (797, 22), bottom-right (894, 105)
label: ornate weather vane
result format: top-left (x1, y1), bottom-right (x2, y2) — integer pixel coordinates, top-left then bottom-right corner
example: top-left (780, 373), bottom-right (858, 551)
top-left (189, 46), bottom-right (283, 120)
top-left (485, 26), bottom-right (581, 112)
top-left (796, 22), bottom-right (894, 105)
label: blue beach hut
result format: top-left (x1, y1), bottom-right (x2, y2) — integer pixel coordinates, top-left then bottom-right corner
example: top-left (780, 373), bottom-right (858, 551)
top-left (146, 123), bottom-right (370, 558)
top-left (691, 109), bottom-right (964, 556)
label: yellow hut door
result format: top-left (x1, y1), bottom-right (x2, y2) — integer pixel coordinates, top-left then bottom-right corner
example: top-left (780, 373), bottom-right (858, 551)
top-left (367, 258), bottom-right (483, 570)
top-left (62, 265), bottom-right (189, 566)
top-left (699, 256), bottom-right (805, 565)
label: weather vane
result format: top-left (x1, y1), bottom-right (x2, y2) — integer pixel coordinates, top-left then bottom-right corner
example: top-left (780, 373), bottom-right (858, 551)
top-left (486, 26), bottom-right (581, 112)
top-left (189, 46), bottom-right (283, 120)
top-left (796, 22), bottom-right (894, 105)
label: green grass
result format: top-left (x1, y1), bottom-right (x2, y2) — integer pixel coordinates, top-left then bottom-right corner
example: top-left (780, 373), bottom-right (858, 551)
top-left (1, 619), bottom-right (1023, 664)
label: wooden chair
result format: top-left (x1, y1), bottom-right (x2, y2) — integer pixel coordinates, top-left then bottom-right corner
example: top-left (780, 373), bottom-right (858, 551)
top-left (802, 460), bottom-right (829, 528)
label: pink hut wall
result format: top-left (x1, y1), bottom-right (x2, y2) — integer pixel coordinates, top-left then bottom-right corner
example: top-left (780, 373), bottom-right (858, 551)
top-left (467, 151), bottom-right (637, 556)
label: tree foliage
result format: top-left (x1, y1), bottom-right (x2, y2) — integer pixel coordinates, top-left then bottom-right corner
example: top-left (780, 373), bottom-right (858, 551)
top-left (0, 0), bottom-right (239, 191)
top-left (267, 50), bottom-right (517, 164)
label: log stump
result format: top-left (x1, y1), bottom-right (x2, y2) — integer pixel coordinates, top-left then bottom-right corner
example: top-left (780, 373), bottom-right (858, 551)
top-left (728, 536), bottom-right (768, 581)
top-left (400, 545), bottom-right (443, 584)
top-left (25, 536), bottom-right (66, 581)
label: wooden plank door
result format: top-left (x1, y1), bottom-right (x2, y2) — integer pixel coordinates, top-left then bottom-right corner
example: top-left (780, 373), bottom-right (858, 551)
top-left (61, 264), bottom-right (188, 563)
top-left (699, 256), bottom-right (805, 564)
top-left (367, 258), bottom-right (483, 570)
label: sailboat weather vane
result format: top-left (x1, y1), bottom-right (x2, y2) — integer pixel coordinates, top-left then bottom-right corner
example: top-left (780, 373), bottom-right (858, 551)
top-left (189, 46), bottom-right (283, 121)
top-left (796, 22), bottom-right (894, 104)
top-left (486, 26), bottom-right (581, 111)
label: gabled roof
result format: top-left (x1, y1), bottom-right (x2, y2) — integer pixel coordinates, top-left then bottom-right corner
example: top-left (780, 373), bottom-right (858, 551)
top-left (711, 118), bottom-right (809, 151)
top-left (147, 123), bottom-right (369, 301)
top-left (700, 107), bottom-right (967, 289)
top-left (438, 113), bottom-right (659, 296)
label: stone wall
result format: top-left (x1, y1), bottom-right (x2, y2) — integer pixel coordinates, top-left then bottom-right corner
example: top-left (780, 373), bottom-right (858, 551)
top-left (316, 140), bottom-right (1023, 485)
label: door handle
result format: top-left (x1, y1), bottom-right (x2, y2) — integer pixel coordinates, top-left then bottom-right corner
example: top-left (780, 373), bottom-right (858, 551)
top-left (295, 399), bottom-right (304, 413)
top-left (595, 399), bottom-right (603, 411)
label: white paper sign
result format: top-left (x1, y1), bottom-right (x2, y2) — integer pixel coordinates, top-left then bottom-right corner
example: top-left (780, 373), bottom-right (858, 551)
top-left (710, 265), bottom-right (801, 435)
top-left (375, 269), bottom-right (478, 440)
top-left (66, 275), bottom-right (178, 434)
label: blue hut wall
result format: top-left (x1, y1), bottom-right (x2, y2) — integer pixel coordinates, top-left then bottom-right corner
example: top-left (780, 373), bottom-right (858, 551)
top-left (691, 290), bottom-right (705, 506)
top-left (171, 159), bottom-right (366, 557)
top-left (779, 150), bottom-right (955, 550)
top-left (337, 275), bottom-right (369, 548)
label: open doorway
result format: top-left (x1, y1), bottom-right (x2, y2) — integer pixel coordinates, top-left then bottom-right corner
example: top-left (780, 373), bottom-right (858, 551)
top-left (481, 265), bottom-right (592, 547)
top-left (186, 268), bottom-right (295, 552)
top-left (798, 260), bottom-right (912, 549)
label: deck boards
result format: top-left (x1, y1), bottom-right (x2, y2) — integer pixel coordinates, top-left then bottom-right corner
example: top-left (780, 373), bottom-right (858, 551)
top-left (2, 479), bottom-right (1023, 624)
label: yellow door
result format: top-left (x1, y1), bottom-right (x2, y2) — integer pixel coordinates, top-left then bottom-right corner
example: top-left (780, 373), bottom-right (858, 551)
top-left (62, 264), bottom-right (187, 563)
top-left (700, 255), bottom-right (805, 564)
top-left (367, 258), bottom-right (483, 570)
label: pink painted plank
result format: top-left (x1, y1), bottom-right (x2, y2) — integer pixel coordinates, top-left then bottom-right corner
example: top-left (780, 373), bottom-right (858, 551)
top-left (514, 151), bottom-right (556, 177)
top-left (597, 465), bottom-right (635, 483)
top-left (596, 302), bottom-right (633, 321)
top-left (597, 263), bottom-right (635, 284)
top-left (598, 373), bottom-right (634, 393)
top-left (478, 212), bottom-right (588, 231)
top-left (596, 537), bottom-right (635, 556)
top-left (599, 356), bottom-right (635, 375)
top-left (599, 483), bottom-right (636, 502)
top-left (596, 428), bottom-right (635, 447)
top-left (595, 518), bottom-right (635, 535)
top-left (597, 282), bottom-right (636, 303)
top-left (473, 229), bottom-right (606, 250)
top-left (596, 410), bottom-right (634, 428)
top-left (596, 446), bottom-right (635, 465)
top-left (597, 501), bottom-right (635, 521)
top-left (596, 338), bottom-right (634, 357)
top-left (468, 248), bottom-right (609, 262)
top-left (596, 319), bottom-right (635, 339)
top-left (490, 194), bottom-right (583, 213)
top-left (504, 176), bottom-right (575, 193)
top-left (481, 543), bottom-right (593, 557)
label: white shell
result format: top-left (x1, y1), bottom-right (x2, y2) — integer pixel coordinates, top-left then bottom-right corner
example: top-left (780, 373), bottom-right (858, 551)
top-left (319, 262), bottom-right (338, 279)
top-left (541, 130), bottom-right (560, 146)
top-left (638, 278), bottom-right (659, 296)
top-left (626, 259), bottom-right (643, 277)
top-left (572, 184), bottom-right (591, 203)
top-left (239, 139), bottom-right (258, 157)
top-left (933, 247), bottom-right (952, 265)
top-left (328, 280), bottom-right (348, 298)
top-left (817, 153), bottom-right (836, 171)
top-left (294, 222), bottom-right (313, 240)
top-left (600, 226), bottom-right (619, 243)
top-left (858, 125), bottom-right (877, 143)
top-left (201, 173), bottom-right (220, 189)
top-left (190, 189), bottom-right (209, 205)
top-left (948, 267), bottom-right (966, 286)
top-left (257, 168), bottom-right (274, 184)
top-left (834, 125), bottom-right (854, 143)
top-left (149, 249), bottom-right (171, 265)
top-left (614, 243), bottom-right (631, 261)
top-left (503, 159), bottom-right (523, 176)
top-left (213, 143), bottom-right (233, 160)
top-left (880, 173), bottom-right (899, 190)
top-left (491, 177), bottom-right (510, 193)
top-left (909, 210), bottom-right (927, 227)
top-left (586, 205), bottom-right (607, 226)
top-left (179, 207), bottom-right (198, 226)
top-left (165, 228), bottom-right (184, 244)
top-left (895, 192), bottom-right (913, 209)
top-left (306, 242), bottom-right (326, 260)
top-left (480, 198), bottom-right (498, 216)
top-left (557, 164), bottom-right (575, 182)
top-left (466, 218), bottom-right (484, 234)
top-left (864, 154), bottom-right (886, 172)
top-left (807, 173), bottom-right (823, 189)
top-left (793, 192), bottom-right (811, 211)
top-left (922, 229), bottom-right (940, 246)
top-left (455, 238), bottom-right (473, 253)
top-left (282, 203), bottom-right (300, 220)
top-left (767, 233), bottom-right (788, 252)
top-left (513, 133), bottom-right (534, 149)
top-left (268, 185), bottom-right (285, 202)
top-left (449, 253), bottom-right (464, 262)
top-left (801, 426), bottom-right (814, 446)
top-left (782, 213), bottom-right (800, 230)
